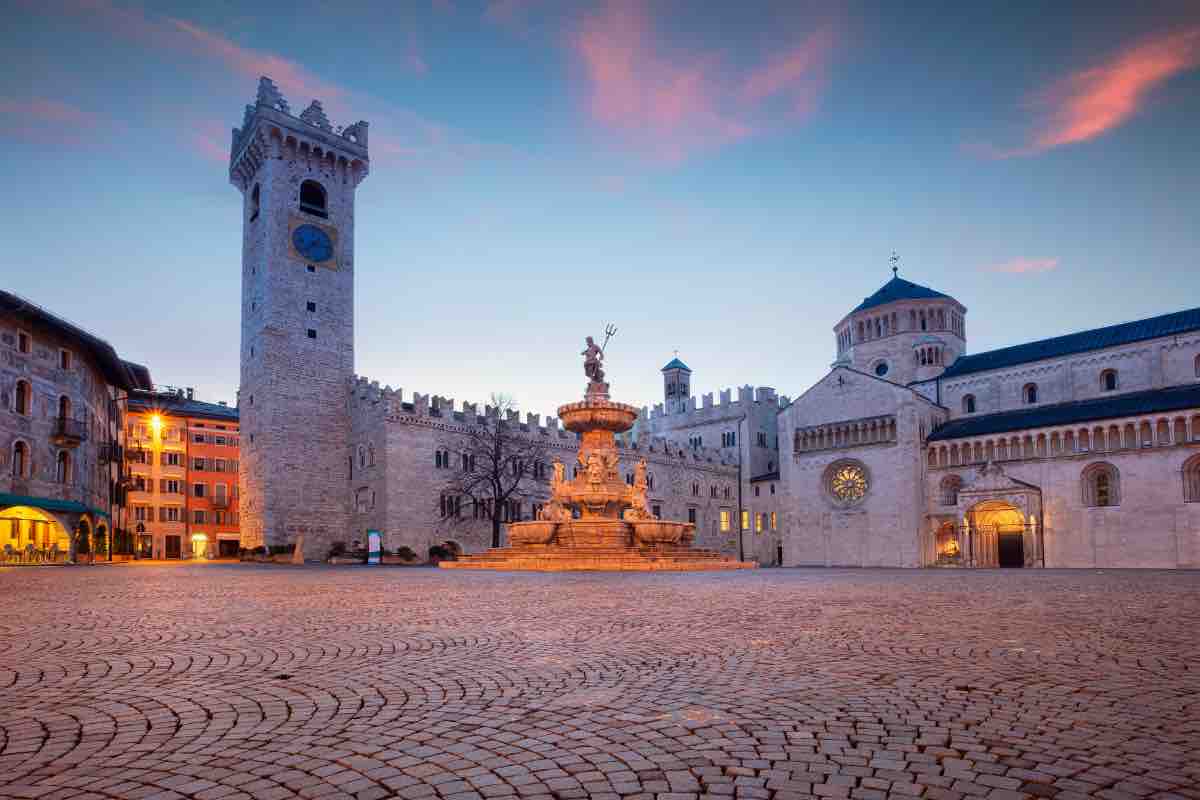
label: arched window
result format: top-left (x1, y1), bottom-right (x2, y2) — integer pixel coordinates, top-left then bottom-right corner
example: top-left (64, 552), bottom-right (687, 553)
top-left (1023, 383), bottom-right (1038, 404)
top-left (14, 379), bottom-right (30, 415)
top-left (962, 394), bottom-right (976, 414)
top-left (940, 475), bottom-right (961, 506)
top-left (250, 183), bottom-right (260, 222)
top-left (299, 180), bottom-right (327, 218)
top-left (56, 450), bottom-right (71, 484)
top-left (358, 445), bottom-right (366, 468)
top-left (368, 443), bottom-right (376, 466)
top-left (1101, 369), bottom-right (1118, 392)
top-left (1183, 454), bottom-right (1200, 502)
top-left (57, 395), bottom-right (70, 420)
top-left (12, 441), bottom-right (28, 478)
top-left (1082, 462), bottom-right (1120, 507)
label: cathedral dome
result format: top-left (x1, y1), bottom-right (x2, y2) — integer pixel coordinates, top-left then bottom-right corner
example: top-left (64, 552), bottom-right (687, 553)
top-left (851, 275), bottom-right (951, 315)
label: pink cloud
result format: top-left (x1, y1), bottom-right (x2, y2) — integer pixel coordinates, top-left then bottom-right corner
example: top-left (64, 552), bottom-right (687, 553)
top-left (190, 121), bottom-right (229, 165)
top-left (0, 98), bottom-right (109, 144)
top-left (741, 26), bottom-right (835, 109)
top-left (985, 257), bottom-right (1059, 274)
top-left (976, 26), bottom-right (1200, 158)
top-left (569, 1), bottom-right (835, 164)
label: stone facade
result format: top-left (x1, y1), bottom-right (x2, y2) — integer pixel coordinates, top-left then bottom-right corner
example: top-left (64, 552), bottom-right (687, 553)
top-left (639, 377), bottom-right (789, 564)
top-left (779, 273), bottom-right (1200, 569)
top-left (0, 290), bottom-right (149, 560)
top-left (347, 378), bottom-right (741, 560)
top-left (232, 78), bottom-right (368, 557)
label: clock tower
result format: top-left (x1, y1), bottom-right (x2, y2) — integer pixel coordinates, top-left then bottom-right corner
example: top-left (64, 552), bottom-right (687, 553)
top-left (230, 76), bottom-right (369, 556)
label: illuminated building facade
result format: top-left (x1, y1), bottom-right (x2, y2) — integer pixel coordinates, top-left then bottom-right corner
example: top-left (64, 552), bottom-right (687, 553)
top-left (127, 389), bottom-right (240, 559)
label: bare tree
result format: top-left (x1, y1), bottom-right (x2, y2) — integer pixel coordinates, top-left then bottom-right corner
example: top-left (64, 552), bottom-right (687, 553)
top-left (436, 394), bottom-right (553, 549)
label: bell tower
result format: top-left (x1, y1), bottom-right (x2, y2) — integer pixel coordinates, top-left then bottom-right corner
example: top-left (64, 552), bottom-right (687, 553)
top-left (662, 355), bottom-right (692, 414)
top-left (230, 77), bottom-right (370, 556)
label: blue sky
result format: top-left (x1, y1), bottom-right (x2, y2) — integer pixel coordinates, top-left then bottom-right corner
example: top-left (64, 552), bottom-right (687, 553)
top-left (2, 1), bottom-right (1199, 416)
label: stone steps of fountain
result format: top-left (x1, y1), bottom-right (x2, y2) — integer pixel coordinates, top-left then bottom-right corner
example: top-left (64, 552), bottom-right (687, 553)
top-left (441, 544), bottom-right (756, 571)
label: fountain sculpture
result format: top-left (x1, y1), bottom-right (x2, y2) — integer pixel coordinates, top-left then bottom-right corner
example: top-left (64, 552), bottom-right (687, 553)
top-left (442, 332), bottom-right (756, 571)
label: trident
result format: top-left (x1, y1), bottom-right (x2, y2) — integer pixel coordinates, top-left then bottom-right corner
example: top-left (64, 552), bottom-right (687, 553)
top-left (600, 323), bottom-right (617, 355)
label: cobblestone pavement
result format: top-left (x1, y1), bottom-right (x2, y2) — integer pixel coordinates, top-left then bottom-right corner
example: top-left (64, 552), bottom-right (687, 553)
top-left (1, 566), bottom-right (1198, 800)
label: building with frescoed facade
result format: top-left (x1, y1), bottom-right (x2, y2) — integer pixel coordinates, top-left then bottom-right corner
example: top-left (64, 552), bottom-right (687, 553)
top-left (127, 389), bottom-right (240, 559)
top-left (1, 290), bottom-right (151, 562)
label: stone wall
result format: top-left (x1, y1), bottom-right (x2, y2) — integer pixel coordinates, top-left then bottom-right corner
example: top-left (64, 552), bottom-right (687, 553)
top-left (347, 378), bottom-right (742, 561)
top-left (780, 367), bottom-right (947, 567)
top-left (940, 332), bottom-right (1200, 419)
top-left (234, 96), bottom-right (365, 557)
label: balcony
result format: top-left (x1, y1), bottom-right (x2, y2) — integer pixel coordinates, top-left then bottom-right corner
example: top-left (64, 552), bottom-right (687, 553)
top-left (211, 496), bottom-right (230, 509)
top-left (52, 417), bottom-right (88, 447)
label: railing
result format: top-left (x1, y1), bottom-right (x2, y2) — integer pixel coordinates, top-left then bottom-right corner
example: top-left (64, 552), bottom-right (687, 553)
top-left (52, 417), bottom-right (88, 446)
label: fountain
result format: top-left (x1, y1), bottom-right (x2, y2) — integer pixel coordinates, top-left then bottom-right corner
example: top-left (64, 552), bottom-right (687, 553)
top-left (441, 332), bottom-right (756, 571)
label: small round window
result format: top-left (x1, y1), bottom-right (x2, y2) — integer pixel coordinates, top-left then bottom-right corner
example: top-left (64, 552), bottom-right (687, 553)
top-left (874, 361), bottom-right (889, 377)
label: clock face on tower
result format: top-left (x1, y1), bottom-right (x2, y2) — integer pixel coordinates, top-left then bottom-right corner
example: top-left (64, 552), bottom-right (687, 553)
top-left (292, 224), bottom-right (334, 263)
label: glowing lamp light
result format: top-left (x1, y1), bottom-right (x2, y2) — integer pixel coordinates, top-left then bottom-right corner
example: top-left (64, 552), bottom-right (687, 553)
top-left (150, 414), bottom-right (163, 435)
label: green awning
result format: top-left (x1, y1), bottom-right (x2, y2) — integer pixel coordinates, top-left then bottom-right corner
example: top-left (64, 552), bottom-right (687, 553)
top-left (0, 493), bottom-right (110, 521)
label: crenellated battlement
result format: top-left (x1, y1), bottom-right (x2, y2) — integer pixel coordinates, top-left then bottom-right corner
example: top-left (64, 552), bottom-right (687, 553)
top-left (230, 76), bottom-right (369, 191)
top-left (641, 384), bottom-right (790, 422)
top-left (349, 375), bottom-right (570, 436)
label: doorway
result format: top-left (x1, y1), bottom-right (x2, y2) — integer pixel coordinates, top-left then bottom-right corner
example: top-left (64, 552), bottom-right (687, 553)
top-left (218, 539), bottom-right (239, 558)
top-left (998, 532), bottom-right (1024, 568)
top-left (191, 534), bottom-right (208, 559)
top-left (165, 535), bottom-right (181, 559)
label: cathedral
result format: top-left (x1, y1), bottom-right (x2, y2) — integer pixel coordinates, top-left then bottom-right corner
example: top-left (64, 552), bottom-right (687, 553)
top-left (231, 77), bottom-right (1200, 568)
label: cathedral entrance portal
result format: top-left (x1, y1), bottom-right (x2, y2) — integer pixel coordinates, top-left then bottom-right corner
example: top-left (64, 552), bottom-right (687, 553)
top-left (967, 500), bottom-right (1027, 568)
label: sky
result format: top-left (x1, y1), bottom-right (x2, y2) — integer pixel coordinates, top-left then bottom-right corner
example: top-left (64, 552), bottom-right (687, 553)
top-left (2, 0), bottom-right (1199, 416)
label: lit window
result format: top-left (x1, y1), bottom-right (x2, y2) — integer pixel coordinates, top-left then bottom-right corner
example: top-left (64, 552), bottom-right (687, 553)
top-left (770, 511), bottom-right (777, 530)
top-left (719, 510), bottom-right (730, 532)
top-left (741, 510), bottom-right (749, 531)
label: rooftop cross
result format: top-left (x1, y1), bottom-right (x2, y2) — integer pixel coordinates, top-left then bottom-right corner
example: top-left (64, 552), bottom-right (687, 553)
top-left (890, 250), bottom-right (900, 277)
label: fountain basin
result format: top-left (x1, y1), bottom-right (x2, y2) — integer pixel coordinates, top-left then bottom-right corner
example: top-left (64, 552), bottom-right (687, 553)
top-left (632, 520), bottom-right (694, 546)
top-left (557, 400), bottom-right (639, 434)
top-left (508, 521), bottom-right (557, 546)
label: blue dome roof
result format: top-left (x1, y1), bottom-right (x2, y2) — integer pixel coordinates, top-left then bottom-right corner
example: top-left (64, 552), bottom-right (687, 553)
top-left (661, 357), bottom-right (691, 372)
top-left (851, 276), bottom-right (950, 314)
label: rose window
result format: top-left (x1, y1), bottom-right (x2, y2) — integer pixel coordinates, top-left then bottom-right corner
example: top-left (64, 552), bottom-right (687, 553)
top-left (826, 461), bottom-right (869, 505)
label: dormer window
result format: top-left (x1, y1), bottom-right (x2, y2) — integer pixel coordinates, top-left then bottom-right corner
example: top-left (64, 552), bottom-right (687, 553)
top-left (299, 180), bottom-right (328, 218)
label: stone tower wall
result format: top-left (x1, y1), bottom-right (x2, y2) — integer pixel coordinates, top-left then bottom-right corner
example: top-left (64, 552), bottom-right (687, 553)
top-left (232, 78), bottom-right (368, 555)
